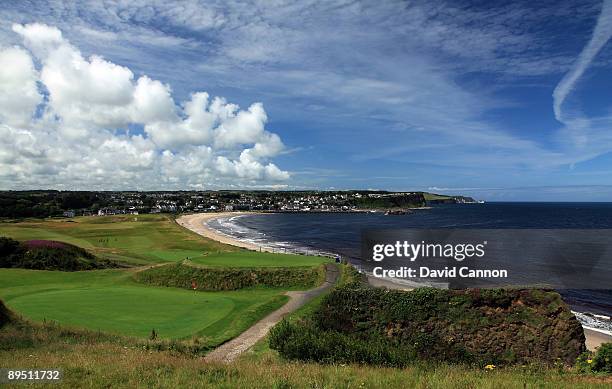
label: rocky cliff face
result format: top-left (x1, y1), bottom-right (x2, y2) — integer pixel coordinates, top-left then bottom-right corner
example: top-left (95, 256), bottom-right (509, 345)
top-left (314, 287), bottom-right (585, 365)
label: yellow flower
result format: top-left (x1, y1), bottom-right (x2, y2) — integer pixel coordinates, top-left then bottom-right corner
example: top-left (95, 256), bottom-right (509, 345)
top-left (484, 364), bottom-right (496, 370)
top-left (587, 359), bottom-right (593, 364)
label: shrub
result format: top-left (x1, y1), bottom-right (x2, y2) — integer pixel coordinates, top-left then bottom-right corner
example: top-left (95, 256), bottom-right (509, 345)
top-left (592, 343), bottom-right (612, 373)
top-left (269, 319), bottom-right (419, 367)
top-left (0, 236), bottom-right (118, 271)
top-left (338, 265), bottom-right (366, 287)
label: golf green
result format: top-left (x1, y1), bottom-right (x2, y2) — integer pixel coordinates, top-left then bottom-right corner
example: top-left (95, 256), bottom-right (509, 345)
top-left (0, 269), bottom-right (288, 340)
top-left (8, 286), bottom-right (236, 339)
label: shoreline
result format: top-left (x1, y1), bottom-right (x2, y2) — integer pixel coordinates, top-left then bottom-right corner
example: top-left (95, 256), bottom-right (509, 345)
top-left (177, 211), bottom-right (338, 257)
top-left (585, 328), bottom-right (612, 351)
top-left (177, 211), bottom-right (612, 351)
top-left (176, 212), bottom-right (274, 252)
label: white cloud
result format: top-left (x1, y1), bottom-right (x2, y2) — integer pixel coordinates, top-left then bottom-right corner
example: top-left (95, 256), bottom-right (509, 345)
top-left (11, 23), bottom-right (63, 58)
top-left (553, 0), bottom-right (612, 123)
top-left (131, 76), bottom-right (177, 124)
top-left (0, 46), bottom-right (42, 128)
top-left (215, 149), bottom-right (289, 181)
top-left (0, 23), bottom-right (289, 190)
top-left (213, 102), bottom-right (268, 148)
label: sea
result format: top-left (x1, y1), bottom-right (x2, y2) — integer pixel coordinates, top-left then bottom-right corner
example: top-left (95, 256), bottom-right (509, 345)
top-left (206, 202), bottom-right (612, 335)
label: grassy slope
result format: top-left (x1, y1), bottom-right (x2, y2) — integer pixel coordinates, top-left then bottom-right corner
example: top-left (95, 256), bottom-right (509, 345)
top-left (0, 214), bottom-right (327, 268)
top-left (0, 214), bottom-right (326, 344)
top-left (0, 268), bottom-right (287, 343)
top-left (233, 266), bottom-right (609, 388)
top-left (422, 192), bottom-right (453, 201)
top-left (0, 214), bottom-right (232, 265)
top-left (1, 342), bottom-right (611, 388)
top-left (189, 251), bottom-right (326, 268)
top-left (136, 262), bottom-right (325, 291)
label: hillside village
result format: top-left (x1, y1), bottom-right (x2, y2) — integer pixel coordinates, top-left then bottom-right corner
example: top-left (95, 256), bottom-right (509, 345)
top-left (0, 190), bottom-right (477, 219)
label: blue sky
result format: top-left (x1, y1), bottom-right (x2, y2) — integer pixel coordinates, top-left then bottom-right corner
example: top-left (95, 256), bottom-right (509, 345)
top-left (1, 0), bottom-right (612, 200)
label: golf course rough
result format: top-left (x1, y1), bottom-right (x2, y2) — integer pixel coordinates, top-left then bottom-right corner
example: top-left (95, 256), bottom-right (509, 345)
top-left (134, 262), bottom-right (326, 291)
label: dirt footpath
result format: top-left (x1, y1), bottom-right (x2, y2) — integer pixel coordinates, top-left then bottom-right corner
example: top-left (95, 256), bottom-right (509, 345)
top-left (204, 263), bottom-right (339, 363)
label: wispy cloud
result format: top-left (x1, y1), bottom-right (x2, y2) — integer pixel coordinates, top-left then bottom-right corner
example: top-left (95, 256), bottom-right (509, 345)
top-left (553, 0), bottom-right (612, 122)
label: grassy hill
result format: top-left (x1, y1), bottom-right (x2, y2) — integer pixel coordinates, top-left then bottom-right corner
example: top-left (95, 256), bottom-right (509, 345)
top-left (270, 286), bottom-right (585, 366)
top-left (135, 262), bottom-right (325, 291)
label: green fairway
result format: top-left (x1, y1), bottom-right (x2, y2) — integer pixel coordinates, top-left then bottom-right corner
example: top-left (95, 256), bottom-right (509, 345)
top-left (0, 268), bottom-right (287, 341)
top-left (0, 214), bottom-right (233, 265)
top-left (189, 251), bottom-right (326, 268)
top-left (0, 214), bottom-right (326, 267)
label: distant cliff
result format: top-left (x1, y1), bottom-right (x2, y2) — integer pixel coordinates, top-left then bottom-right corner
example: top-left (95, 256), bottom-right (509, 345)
top-left (423, 192), bottom-right (477, 205)
top-left (351, 192), bottom-right (427, 209)
top-left (351, 192), bottom-right (477, 209)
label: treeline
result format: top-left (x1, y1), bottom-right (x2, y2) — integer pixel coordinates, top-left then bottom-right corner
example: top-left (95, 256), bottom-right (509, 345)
top-left (0, 191), bottom-right (105, 218)
top-left (351, 193), bottom-right (426, 209)
top-left (0, 237), bottom-right (118, 271)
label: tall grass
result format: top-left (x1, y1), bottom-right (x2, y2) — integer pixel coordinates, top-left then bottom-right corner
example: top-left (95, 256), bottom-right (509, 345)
top-left (1, 337), bottom-right (610, 388)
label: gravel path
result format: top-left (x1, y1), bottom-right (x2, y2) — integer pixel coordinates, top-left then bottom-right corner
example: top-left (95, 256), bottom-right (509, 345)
top-left (204, 263), bottom-right (339, 363)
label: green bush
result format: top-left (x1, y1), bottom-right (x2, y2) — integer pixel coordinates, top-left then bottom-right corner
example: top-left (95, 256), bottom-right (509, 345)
top-left (0, 237), bottom-right (117, 271)
top-left (592, 343), bottom-right (612, 373)
top-left (269, 319), bottom-right (420, 367)
top-left (338, 265), bottom-right (366, 287)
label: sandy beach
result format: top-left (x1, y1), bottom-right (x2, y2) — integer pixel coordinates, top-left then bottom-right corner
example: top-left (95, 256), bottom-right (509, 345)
top-left (176, 212), bottom-right (273, 252)
top-left (585, 328), bottom-right (612, 351)
top-left (177, 211), bottom-right (612, 351)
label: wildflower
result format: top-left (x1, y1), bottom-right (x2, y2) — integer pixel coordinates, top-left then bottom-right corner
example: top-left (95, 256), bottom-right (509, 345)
top-left (587, 359), bottom-right (593, 364)
top-left (484, 364), bottom-right (496, 370)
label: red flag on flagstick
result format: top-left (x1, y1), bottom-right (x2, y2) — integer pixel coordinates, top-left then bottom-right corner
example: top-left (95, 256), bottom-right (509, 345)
top-left (191, 280), bottom-right (197, 290)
